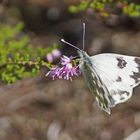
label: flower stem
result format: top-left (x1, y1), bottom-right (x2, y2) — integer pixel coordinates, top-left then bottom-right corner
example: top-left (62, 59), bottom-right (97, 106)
top-left (0, 60), bottom-right (52, 69)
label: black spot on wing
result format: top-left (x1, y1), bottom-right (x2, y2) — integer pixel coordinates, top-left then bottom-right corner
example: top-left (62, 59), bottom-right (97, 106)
top-left (130, 72), bottom-right (140, 84)
top-left (135, 57), bottom-right (140, 71)
top-left (130, 57), bottom-right (140, 84)
top-left (119, 91), bottom-right (130, 101)
top-left (116, 76), bottom-right (122, 82)
top-left (119, 90), bottom-right (130, 96)
top-left (120, 97), bottom-right (125, 100)
top-left (117, 57), bottom-right (127, 69)
top-left (111, 90), bottom-right (130, 103)
top-left (111, 90), bottom-right (130, 96)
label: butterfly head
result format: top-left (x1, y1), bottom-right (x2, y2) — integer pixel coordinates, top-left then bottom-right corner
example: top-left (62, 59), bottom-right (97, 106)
top-left (77, 50), bottom-right (90, 63)
top-left (77, 50), bottom-right (88, 58)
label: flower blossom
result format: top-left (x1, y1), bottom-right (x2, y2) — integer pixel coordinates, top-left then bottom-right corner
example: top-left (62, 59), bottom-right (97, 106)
top-left (46, 49), bottom-right (61, 63)
top-left (46, 55), bottom-right (81, 80)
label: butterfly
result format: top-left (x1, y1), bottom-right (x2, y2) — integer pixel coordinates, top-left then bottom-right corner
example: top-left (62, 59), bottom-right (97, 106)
top-left (61, 23), bottom-right (140, 114)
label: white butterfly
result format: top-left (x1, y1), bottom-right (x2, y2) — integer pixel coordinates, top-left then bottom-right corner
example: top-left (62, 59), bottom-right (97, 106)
top-left (61, 23), bottom-right (140, 114)
top-left (78, 51), bottom-right (140, 114)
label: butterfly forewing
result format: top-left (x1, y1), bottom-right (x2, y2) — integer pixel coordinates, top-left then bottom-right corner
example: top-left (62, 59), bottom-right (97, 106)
top-left (91, 53), bottom-right (140, 106)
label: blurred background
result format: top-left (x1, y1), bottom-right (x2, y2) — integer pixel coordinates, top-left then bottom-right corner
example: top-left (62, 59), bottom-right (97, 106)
top-left (0, 0), bottom-right (140, 140)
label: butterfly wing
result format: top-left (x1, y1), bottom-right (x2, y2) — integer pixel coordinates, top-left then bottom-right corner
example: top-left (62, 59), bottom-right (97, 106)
top-left (79, 51), bottom-right (116, 114)
top-left (91, 53), bottom-right (140, 107)
top-left (80, 61), bottom-right (115, 114)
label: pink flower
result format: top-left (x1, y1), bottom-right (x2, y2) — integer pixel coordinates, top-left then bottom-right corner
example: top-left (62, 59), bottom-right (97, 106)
top-left (60, 55), bottom-right (72, 65)
top-left (46, 53), bottom-right (53, 63)
top-left (52, 49), bottom-right (61, 58)
top-left (46, 49), bottom-right (61, 63)
top-left (46, 55), bottom-right (81, 80)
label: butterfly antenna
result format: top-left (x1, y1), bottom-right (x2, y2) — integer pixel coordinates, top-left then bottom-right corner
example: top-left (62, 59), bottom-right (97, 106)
top-left (82, 22), bottom-right (85, 50)
top-left (61, 39), bottom-right (82, 52)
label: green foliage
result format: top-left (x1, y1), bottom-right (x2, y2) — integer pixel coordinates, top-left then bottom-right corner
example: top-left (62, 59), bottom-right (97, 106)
top-left (0, 22), bottom-right (59, 84)
top-left (69, 1), bottom-right (88, 13)
top-left (69, 0), bottom-right (140, 17)
top-left (123, 3), bottom-right (140, 17)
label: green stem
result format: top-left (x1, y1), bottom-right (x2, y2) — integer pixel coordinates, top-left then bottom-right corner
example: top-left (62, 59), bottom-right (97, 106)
top-left (0, 60), bottom-right (52, 69)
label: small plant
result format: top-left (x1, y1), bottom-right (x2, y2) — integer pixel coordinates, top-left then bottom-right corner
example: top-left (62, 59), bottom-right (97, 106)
top-left (69, 0), bottom-right (140, 17)
top-left (0, 22), bottom-right (60, 84)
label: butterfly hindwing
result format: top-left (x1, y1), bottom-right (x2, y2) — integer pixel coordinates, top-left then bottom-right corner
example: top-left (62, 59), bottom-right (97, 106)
top-left (91, 53), bottom-right (140, 106)
top-left (79, 53), bottom-right (115, 114)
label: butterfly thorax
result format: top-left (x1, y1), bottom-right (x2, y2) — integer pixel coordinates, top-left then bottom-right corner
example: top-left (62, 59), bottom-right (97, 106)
top-left (77, 50), bottom-right (93, 67)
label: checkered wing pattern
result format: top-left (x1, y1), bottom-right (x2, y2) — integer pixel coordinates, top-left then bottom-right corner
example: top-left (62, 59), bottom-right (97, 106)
top-left (81, 61), bottom-right (114, 114)
top-left (91, 53), bottom-right (140, 109)
top-left (79, 52), bottom-right (140, 114)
